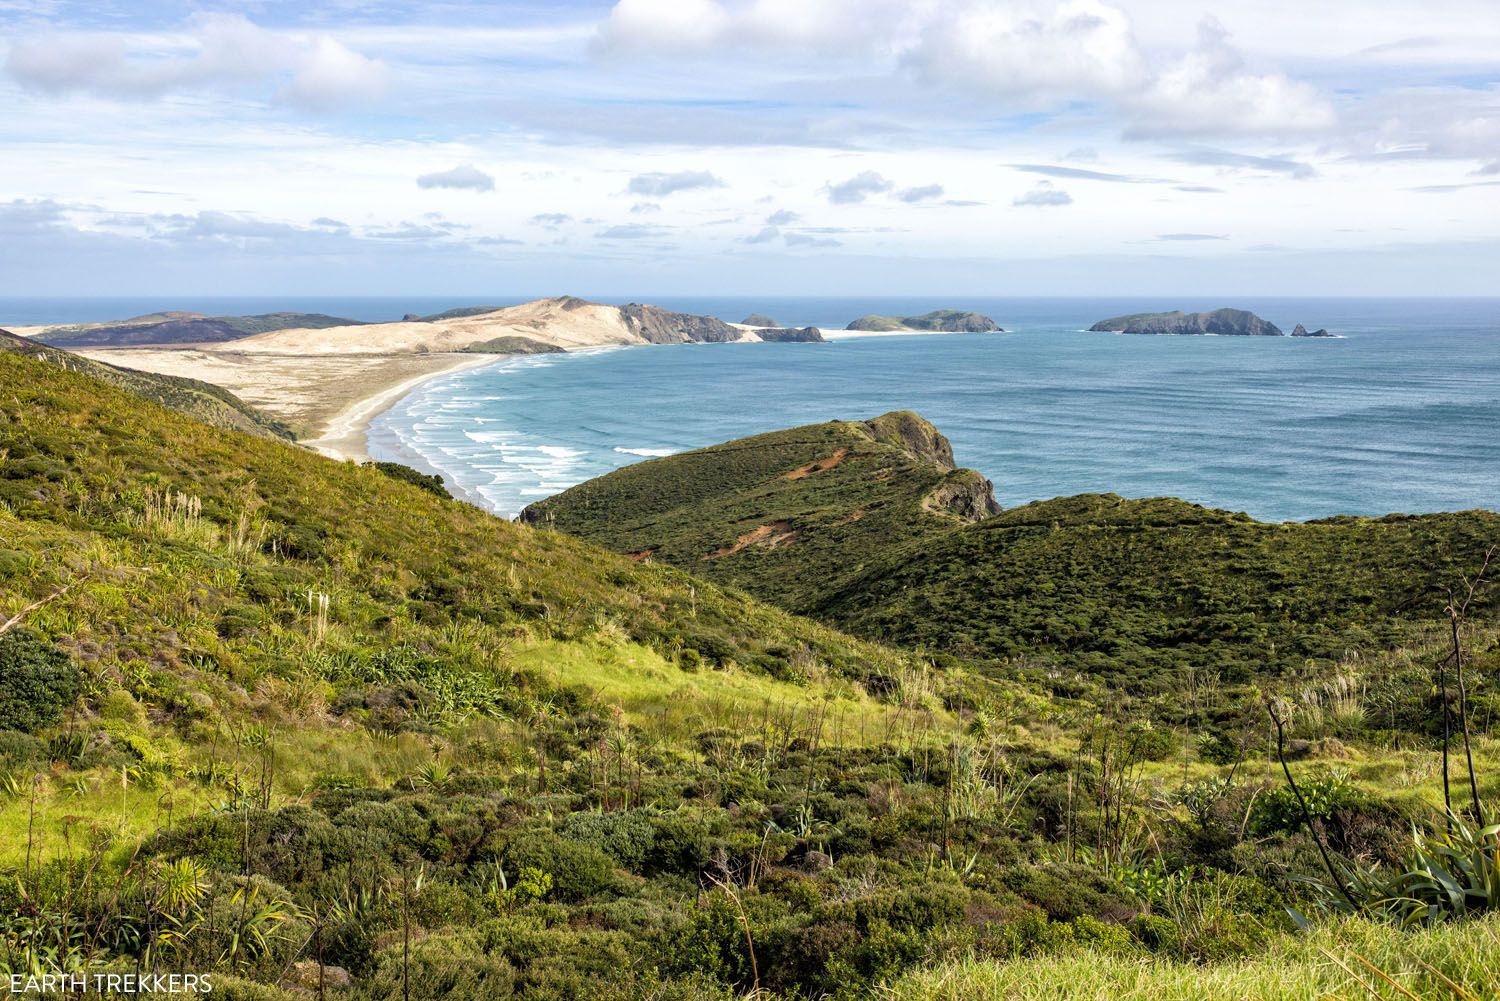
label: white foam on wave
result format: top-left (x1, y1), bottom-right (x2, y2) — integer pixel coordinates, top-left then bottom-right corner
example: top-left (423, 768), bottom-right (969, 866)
top-left (537, 445), bottom-right (584, 459)
top-left (614, 446), bottom-right (678, 457)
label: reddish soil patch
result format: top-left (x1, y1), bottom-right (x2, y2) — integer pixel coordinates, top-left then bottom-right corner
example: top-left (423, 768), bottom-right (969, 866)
top-left (782, 447), bottom-right (850, 480)
top-left (705, 520), bottom-right (800, 558)
top-left (626, 548), bottom-right (658, 561)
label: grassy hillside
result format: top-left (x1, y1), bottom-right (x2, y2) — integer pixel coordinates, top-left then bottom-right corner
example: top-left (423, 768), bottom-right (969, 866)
top-left (527, 413), bottom-right (1499, 706)
top-left (2, 359), bottom-right (1496, 999)
top-left (521, 412), bottom-right (999, 612)
top-left (1, 328), bottom-right (293, 440)
top-left (815, 493), bottom-right (1500, 693)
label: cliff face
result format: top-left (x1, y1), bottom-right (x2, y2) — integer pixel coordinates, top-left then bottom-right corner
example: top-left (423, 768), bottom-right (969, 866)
top-left (618, 303), bottom-right (745, 343)
top-left (923, 469), bottom-right (1002, 521)
top-left (1090, 308), bottom-right (1283, 336)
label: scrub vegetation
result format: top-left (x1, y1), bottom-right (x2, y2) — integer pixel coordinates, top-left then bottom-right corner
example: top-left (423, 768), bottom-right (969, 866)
top-left (1, 350), bottom-right (1497, 999)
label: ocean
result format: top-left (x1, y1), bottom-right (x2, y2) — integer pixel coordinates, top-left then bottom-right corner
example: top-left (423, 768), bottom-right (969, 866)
top-left (364, 297), bottom-right (1499, 522)
top-left (6, 296), bottom-right (1496, 523)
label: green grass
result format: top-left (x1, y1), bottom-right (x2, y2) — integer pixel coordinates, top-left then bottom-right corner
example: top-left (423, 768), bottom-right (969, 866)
top-left (2, 350), bottom-right (1497, 999)
top-left (521, 411), bottom-right (997, 614)
top-left (888, 913), bottom-right (1500, 1000)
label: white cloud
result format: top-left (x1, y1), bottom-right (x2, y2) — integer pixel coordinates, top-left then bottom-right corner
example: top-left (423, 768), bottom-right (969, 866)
top-left (898, 184), bottom-right (945, 202)
top-left (1013, 181), bottom-right (1073, 206)
top-left (907, 0), bottom-right (1144, 100)
top-left (1125, 20), bottom-right (1334, 138)
top-left (4, 14), bottom-right (387, 110)
top-left (626, 170), bottom-right (723, 196)
top-left (826, 171), bottom-right (893, 203)
top-left (417, 164), bottom-right (496, 192)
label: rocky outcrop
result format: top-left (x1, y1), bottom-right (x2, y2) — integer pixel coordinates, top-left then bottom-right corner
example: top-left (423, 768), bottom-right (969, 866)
top-left (923, 469), bottom-right (1002, 521)
top-left (755, 326), bottom-right (823, 343)
top-left (618, 303), bottom-right (744, 344)
top-left (861, 411), bottom-right (957, 471)
top-left (1089, 309), bottom-right (1282, 336)
top-left (742, 313), bottom-right (778, 327)
top-left (1291, 324), bottom-right (1334, 337)
top-left (847, 310), bottom-right (1002, 332)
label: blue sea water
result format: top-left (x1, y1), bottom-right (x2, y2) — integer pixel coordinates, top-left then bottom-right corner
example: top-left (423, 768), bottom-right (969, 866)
top-left (353, 297), bottom-right (1500, 522)
top-left (4, 295), bottom-right (1494, 523)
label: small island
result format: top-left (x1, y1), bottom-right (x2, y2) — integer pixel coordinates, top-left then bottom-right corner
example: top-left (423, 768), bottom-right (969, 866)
top-left (1292, 323), bottom-right (1335, 338)
top-left (1089, 308), bottom-right (1283, 336)
top-left (755, 326), bottom-right (824, 342)
top-left (846, 309), bottom-right (1002, 332)
top-left (742, 313), bottom-right (779, 327)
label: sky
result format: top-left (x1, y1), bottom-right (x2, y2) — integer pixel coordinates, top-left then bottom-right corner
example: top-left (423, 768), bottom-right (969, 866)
top-left (1, 0), bottom-right (1498, 296)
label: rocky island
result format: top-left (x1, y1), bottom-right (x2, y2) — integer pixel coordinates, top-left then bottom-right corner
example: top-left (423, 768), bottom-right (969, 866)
top-left (846, 309), bottom-right (1002, 332)
top-left (742, 313), bottom-right (778, 327)
top-left (1089, 308), bottom-right (1333, 337)
top-left (754, 326), bottom-right (824, 342)
top-left (1089, 308), bottom-right (1283, 336)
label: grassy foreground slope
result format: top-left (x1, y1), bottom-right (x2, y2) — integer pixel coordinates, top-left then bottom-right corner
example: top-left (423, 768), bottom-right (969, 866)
top-left (521, 411), bottom-right (999, 613)
top-left (2, 355), bottom-right (1497, 1000)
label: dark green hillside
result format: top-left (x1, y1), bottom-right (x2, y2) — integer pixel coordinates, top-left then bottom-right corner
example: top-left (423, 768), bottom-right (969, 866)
top-left (1, 328), bottom-right (292, 439)
top-left (529, 414), bottom-right (1499, 698)
top-left (521, 411), bottom-right (999, 612)
top-left (815, 492), bottom-right (1500, 691)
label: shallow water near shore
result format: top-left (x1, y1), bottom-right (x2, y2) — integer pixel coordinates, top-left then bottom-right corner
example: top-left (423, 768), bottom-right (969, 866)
top-left (365, 297), bottom-right (1500, 522)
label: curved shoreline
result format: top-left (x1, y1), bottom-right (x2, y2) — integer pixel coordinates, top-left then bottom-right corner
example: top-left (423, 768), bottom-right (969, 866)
top-left (300, 353), bottom-right (503, 462)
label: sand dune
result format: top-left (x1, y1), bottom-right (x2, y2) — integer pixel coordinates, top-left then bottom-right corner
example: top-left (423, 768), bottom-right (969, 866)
top-left (231, 296), bottom-right (651, 355)
top-left (66, 296), bottom-right (764, 463)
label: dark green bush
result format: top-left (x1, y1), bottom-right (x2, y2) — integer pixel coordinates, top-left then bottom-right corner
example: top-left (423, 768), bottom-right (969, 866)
top-left (506, 831), bottom-right (619, 901)
top-left (366, 461), bottom-right (451, 499)
top-left (0, 629), bottom-right (83, 733)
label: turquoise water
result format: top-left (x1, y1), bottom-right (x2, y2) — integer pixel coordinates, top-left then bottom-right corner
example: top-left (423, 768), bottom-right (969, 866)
top-left (367, 298), bottom-right (1500, 522)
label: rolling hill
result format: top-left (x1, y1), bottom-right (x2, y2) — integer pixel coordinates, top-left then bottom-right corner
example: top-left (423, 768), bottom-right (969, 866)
top-left (524, 413), bottom-right (1500, 696)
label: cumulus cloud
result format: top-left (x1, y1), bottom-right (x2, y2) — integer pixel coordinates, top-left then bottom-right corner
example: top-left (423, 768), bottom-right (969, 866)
top-left (825, 171), bottom-right (893, 204)
top-left (1013, 181), bottom-right (1072, 206)
top-left (416, 164), bottom-right (495, 192)
top-left (530, 213), bottom-right (572, 228)
top-left (744, 225), bottom-right (780, 244)
top-left (592, 0), bottom-right (1336, 141)
top-left (626, 170), bottom-right (722, 196)
top-left (1124, 20), bottom-right (1335, 138)
top-left (898, 184), bottom-right (945, 202)
top-left (766, 209), bottom-right (800, 225)
top-left (4, 14), bottom-right (387, 110)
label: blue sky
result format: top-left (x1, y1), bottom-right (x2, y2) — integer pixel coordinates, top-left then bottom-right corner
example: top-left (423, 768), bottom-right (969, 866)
top-left (1, 0), bottom-right (1497, 295)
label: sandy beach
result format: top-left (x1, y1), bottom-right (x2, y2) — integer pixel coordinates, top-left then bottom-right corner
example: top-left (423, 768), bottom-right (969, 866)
top-left (300, 354), bottom-right (499, 461)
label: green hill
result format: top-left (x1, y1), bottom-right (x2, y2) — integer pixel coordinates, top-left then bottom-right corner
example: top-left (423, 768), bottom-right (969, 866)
top-left (525, 413), bottom-right (1500, 699)
top-left (2, 359), bottom-right (1497, 999)
top-left (1, 327), bottom-right (293, 439)
top-left (521, 412), bottom-right (999, 612)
